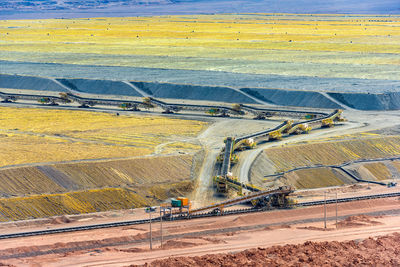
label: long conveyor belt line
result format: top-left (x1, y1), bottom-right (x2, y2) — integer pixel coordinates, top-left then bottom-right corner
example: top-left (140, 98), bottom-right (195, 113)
top-left (0, 192), bottom-right (398, 240)
top-left (0, 90), bottom-right (329, 118)
top-left (189, 186), bottom-right (292, 214)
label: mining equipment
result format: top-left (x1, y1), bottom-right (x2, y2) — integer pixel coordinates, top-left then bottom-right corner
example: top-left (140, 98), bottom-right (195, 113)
top-left (233, 137), bottom-right (256, 151)
top-left (38, 97), bottom-right (58, 105)
top-left (304, 114), bottom-right (317, 119)
top-left (268, 120), bottom-right (293, 140)
top-left (321, 109), bottom-right (345, 127)
top-left (120, 102), bottom-right (140, 111)
top-left (213, 173), bottom-right (244, 195)
top-left (143, 97), bottom-right (156, 109)
top-left (231, 103), bottom-right (245, 115)
top-left (217, 153), bottom-right (238, 164)
top-left (59, 93), bottom-right (72, 103)
top-left (206, 108), bottom-right (229, 117)
top-left (190, 186), bottom-right (294, 215)
top-left (287, 123), bottom-right (311, 135)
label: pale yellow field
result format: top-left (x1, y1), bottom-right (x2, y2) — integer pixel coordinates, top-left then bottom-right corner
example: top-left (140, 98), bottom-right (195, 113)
top-left (1, 14), bottom-right (400, 79)
top-left (1, 15), bottom-right (400, 54)
top-left (0, 107), bottom-right (206, 167)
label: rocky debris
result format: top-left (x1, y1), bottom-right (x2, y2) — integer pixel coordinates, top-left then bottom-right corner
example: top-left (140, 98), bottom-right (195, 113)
top-left (337, 215), bottom-right (383, 228)
top-left (50, 215), bottom-right (73, 225)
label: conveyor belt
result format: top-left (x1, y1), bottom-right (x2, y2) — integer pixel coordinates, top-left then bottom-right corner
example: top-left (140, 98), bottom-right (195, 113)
top-left (189, 186), bottom-right (293, 214)
top-left (235, 121), bottom-right (287, 142)
top-left (0, 191), bottom-right (398, 240)
top-left (221, 137), bottom-right (234, 176)
top-left (241, 104), bottom-right (328, 118)
top-left (65, 93), bottom-right (143, 107)
top-left (0, 91), bottom-right (63, 102)
top-left (0, 90), bottom-right (328, 118)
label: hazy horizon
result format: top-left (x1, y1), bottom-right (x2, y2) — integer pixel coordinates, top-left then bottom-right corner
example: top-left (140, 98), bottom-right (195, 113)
top-left (1, 0), bottom-right (399, 20)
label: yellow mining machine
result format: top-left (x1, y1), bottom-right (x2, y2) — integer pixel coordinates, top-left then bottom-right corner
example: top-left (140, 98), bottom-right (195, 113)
top-left (216, 153), bottom-right (239, 164)
top-left (213, 173), bottom-right (243, 195)
top-left (288, 123), bottom-right (312, 135)
top-left (321, 109), bottom-right (345, 127)
top-left (233, 137), bottom-right (256, 151)
top-left (268, 120), bottom-right (293, 140)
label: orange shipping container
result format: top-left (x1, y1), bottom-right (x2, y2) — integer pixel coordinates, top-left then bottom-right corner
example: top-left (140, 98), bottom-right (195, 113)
top-left (177, 197), bottom-right (189, 206)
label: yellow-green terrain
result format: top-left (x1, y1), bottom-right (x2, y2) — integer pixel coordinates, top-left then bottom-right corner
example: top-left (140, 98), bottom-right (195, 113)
top-left (0, 107), bottom-right (205, 221)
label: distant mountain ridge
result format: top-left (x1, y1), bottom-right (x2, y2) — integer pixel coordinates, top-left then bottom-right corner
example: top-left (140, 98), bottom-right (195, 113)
top-left (0, 0), bottom-right (173, 11)
top-left (1, 0), bottom-right (399, 19)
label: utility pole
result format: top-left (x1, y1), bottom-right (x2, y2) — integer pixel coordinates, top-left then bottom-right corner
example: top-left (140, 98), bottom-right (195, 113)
top-left (324, 191), bottom-right (327, 229)
top-left (146, 207), bottom-right (155, 250)
top-left (160, 206), bottom-right (163, 249)
top-left (336, 190), bottom-right (338, 229)
top-left (149, 209), bottom-right (152, 250)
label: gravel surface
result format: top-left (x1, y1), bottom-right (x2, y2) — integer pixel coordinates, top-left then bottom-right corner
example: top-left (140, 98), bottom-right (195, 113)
top-left (2, 61), bottom-right (400, 93)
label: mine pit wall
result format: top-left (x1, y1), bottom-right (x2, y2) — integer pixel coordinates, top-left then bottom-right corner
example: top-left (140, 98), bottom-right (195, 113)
top-left (241, 88), bottom-right (342, 109)
top-left (57, 78), bottom-right (143, 97)
top-left (2, 74), bottom-right (400, 111)
top-left (130, 81), bottom-right (257, 104)
top-left (0, 154), bottom-right (197, 221)
top-left (328, 92), bottom-right (400, 110)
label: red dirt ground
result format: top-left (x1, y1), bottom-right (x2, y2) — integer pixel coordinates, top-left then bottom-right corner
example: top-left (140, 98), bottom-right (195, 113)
top-left (135, 233), bottom-right (400, 267)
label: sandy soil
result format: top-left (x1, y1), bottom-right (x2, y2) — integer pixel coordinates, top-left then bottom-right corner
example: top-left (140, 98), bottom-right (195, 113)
top-left (0, 197), bottom-right (399, 266)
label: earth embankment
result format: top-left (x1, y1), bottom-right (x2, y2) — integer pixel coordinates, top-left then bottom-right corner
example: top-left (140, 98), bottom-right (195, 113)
top-left (2, 74), bottom-right (400, 110)
top-left (0, 74), bottom-right (66, 92)
top-left (130, 81), bottom-right (257, 104)
top-left (328, 92), bottom-right (400, 110)
top-left (57, 78), bottom-right (143, 96)
top-left (0, 154), bottom-right (197, 221)
top-left (241, 87), bottom-right (341, 109)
